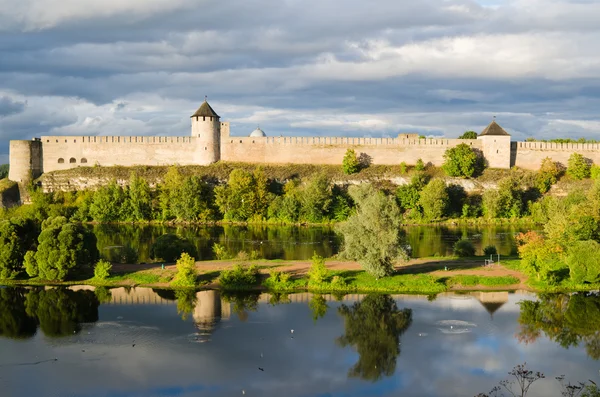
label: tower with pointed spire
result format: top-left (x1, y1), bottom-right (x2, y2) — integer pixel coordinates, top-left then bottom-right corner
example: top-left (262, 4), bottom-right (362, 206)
top-left (191, 97), bottom-right (221, 164)
top-left (477, 118), bottom-right (512, 169)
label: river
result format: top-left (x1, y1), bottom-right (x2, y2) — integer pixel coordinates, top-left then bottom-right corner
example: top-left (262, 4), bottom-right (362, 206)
top-left (0, 286), bottom-right (597, 397)
top-left (91, 224), bottom-right (537, 263)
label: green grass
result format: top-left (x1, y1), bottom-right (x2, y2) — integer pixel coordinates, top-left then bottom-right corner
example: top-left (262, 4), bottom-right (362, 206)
top-left (445, 275), bottom-right (520, 287)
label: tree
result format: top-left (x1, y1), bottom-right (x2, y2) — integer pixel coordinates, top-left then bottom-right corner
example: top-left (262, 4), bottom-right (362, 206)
top-left (300, 173), bottom-right (333, 223)
top-left (567, 153), bottom-right (591, 180)
top-left (337, 295), bottom-right (412, 381)
top-left (342, 149), bottom-right (361, 175)
top-left (150, 233), bottom-right (197, 262)
top-left (459, 130), bottom-right (478, 139)
top-left (94, 260), bottom-right (112, 280)
top-left (415, 158), bottom-right (425, 171)
top-left (158, 166), bottom-right (184, 220)
top-left (25, 217), bottom-right (99, 281)
top-left (89, 180), bottom-right (129, 222)
top-left (482, 177), bottom-right (524, 218)
top-left (418, 179), bottom-right (448, 221)
top-left (0, 164), bottom-right (9, 179)
top-left (128, 172), bottom-right (152, 221)
top-left (566, 241), bottom-right (600, 284)
top-left (337, 184), bottom-right (406, 278)
top-left (443, 143), bottom-right (483, 177)
top-left (0, 218), bottom-right (37, 279)
top-left (535, 157), bottom-right (561, 193)
top-left (172, 176), bottom-right (215, 221)
top-left (171, 253), bottom-right (197, 287)
top-left (515, 231), bottom-right (559, 280)
top-left (215, 168), bottom-right (272, 221)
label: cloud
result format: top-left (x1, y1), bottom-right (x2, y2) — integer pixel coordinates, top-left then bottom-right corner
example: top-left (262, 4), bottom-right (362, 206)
top-left (0, 0), bottom-right (599, 161)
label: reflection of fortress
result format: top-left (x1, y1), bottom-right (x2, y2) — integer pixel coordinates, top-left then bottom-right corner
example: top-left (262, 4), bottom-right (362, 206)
top-left (12, 98), bottom-right (600, 184)
top-left (68, 286), bottom-right (517, 321)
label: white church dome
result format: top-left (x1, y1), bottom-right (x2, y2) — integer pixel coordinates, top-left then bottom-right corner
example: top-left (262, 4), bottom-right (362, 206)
top-left (250, 127), bottom-right (266, 137)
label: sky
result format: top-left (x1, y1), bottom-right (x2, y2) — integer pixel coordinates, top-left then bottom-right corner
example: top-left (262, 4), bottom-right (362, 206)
top-left (1, 0), bottom-right (600, 162)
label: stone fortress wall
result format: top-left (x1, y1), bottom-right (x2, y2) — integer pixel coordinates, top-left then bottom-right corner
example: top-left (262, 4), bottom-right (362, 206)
top-left (7, 98), bottom-right (600, 184)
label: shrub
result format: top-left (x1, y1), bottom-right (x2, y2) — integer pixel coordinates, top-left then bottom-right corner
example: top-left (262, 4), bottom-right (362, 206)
top-left (308, 253), bottom-right (329, 284)
top-left (150, 234), bottom-right (197, 263)
top-left (94, 260), bottom-right (112, 280)
top-left (331, 275), bottom-right (347, 287)
top-left (171, 252), bottom-right (197, 287)
top-left (591, 164), bottom-right (600, 180)
top-left (567, 153), bottom-right (591, 180)
top-left (105, 245), bottom-right (138, 264)
top-left (399, 162), bottom-right (407, 174)
top-left (219, 264), bottom-right (260, 288)
top-left (415, 158), bottom-right (425, 171)
top-left (453, 239), bottom-right (475, 257)
top-left (342, 149), bottom-right (361, 175)
top-left (483, 245), bottom-right (498, 256)
top-left (566, 240), bottom-right (600, 284)
top-left (442, 143), bottom-right (483, 177)
top-left (212, 243), bottom-right (231, 260)
top-left (265, 269), bottom-right (293, 289)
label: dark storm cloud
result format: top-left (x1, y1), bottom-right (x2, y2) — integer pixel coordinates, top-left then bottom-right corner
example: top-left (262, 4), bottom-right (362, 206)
top-left (0, 0), bottom-right (599, 154)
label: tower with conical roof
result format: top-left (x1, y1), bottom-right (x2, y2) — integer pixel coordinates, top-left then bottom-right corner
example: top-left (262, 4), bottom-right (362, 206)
top-left (478, 118), bottom-right (511, 169)
top-left (191, 97), bottom-right (221, 164)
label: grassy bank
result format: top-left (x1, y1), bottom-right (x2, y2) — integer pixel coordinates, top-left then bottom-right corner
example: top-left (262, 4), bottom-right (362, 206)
top-left (0, 258), bottom-right (524, 294)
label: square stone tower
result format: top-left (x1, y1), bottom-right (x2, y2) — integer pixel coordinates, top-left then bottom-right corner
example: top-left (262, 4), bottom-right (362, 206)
top-left (478, 119), bottom-right (511, 169)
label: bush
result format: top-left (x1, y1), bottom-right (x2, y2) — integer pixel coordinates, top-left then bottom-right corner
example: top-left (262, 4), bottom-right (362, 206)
top-left (171, 253), bottom-right (197, 287)
top-left (453, 239), bottom-right (475, 257)
top-left (105, 245), bottom-right (138, 264)
top-left (567, 153), bottom-right (591, 180)
top-left (399, 162), bottom-right (407, 174)
top-left (150, 234), bottom-right (197, 263)
top-left (483, 245), bottom-right (498, 256)
top-left (566, 240), bottom-right (600, 284)
top-left (415, 158), bottom-right (425, 171)
top-left (308, 253), bottom-right (329, 284)
top-left (212, 243), bottom-right (231, 260)
top-left (535, 157), bottom-right (561, 193)
top-left (25, 216), bottom-right (98, 281)
top-left (442, 143), bottom-right (483, 177)
top-left (219, 264), bottom-right (260, 288)
top-left (591, 164), bottom-right (600, 180)
top-left (342, 149), bottom-right (361, 175)
top-left (94, 260), bottom-right (112, 280)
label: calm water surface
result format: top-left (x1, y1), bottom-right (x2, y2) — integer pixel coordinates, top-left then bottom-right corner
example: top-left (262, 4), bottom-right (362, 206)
top-left (92, 224), bottom-right (536, 263)
top-left (0, 286), bottom-right (598, 397)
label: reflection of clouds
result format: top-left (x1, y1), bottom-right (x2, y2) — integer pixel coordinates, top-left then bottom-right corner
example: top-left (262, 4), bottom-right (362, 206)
top-left (0, 292), bottom-right (597, 397)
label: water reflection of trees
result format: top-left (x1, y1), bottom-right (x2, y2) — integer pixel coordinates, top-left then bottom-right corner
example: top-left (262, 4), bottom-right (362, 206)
top-left (337, 294), bottom-right (413, 381)
top-left (0, 287), bottom-right (99, 339)
top-left (517, 293), bottom-right (600, 359)
top-left (221, 291), bottom-right (260, 322)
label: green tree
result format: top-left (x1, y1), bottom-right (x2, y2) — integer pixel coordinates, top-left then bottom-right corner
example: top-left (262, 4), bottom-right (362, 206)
top-left (300, 173), bottom-right (333, 223)
top-left (89, 180), bottom-right (129, 222)
top-left (128, 172), bottom-right (152, 221)
top-left (458, 130), bottom-right (478, 139)
top-left (482, 177), bottom-right (524, 218)
top-left (342, 149), bottom-right (361, 175)
top-left (171, 252), bottom-right (197, 287)
top-left (25, 217), bottom-right (99, 281)
top-left (567, 241), bottom-right (600, 284)
top-left (567, 153), bottom-right (591, 180)
top-left (172, 176), bottom-right (215, 221)
top-left (535, 157), bottom-right (561, 193)
top-left (150, 233), bottom-right (197, 262)
top-left (158, 166), bottom-right (184, 220)
top-left (337, 295), bottom-right (412, 381)
top-left (442, 143), bottom-right (483, 177)
top-left (337, 184), bottom-right (406, 278)
top-left (0, 164), bottom-right (9, 179)
top-left (215, 168), bottom-right (271, 221)
top-left (0, 218), bottom-right (37, 279)
top-left (418, 179), bottom-right (448, 221)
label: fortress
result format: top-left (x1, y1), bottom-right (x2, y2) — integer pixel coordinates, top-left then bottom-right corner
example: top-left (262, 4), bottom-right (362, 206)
top-left (9, 98), bottom-right (600, 183)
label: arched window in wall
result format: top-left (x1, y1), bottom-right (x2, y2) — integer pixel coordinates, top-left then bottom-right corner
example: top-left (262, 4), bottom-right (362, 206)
top-left (69, 158), bottom-right (76, 164)
top-left (58, 158), bottom-right (64, 164)
top-left (81, 158), bottom-right (88, 164)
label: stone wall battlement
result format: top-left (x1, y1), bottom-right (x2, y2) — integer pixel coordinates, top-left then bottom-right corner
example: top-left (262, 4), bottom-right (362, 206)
top-left (514, 141), bottom-right (600, 151)
top-left (227, 136), bottom-right (481, 147)
top-left (41, 136), bottom-right (195, 144)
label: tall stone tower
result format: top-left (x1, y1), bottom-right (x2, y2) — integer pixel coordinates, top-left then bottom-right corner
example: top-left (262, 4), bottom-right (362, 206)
top-left (478, 119), bottom-right (511, 169)
top-left (191, 98), bottom-right (221, 164)
top-left (8, 139), bottom-right (42, 183)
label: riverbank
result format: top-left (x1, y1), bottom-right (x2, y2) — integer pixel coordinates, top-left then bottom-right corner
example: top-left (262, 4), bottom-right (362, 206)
top-left (3, 256), bottom-right (589, 294)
